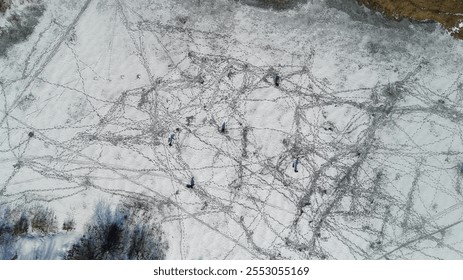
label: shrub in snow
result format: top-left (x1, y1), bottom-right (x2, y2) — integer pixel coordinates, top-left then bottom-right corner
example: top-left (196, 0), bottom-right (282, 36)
top-left (13, 212), bottom-right (29, 236)
top-left (0, 224), bottom-right (15, 259)
top-left (126, 224), bottom-right (166, 260)
top-left (62, 217), bottom-right (76, 232)
top-left (66, 202), bottom-right (167, 260)
top-left (0, 207), bottom-right (15, 260)
top-left (0, 203), bottom-right (62, 259)
top-left (30, 204), bottom-right (58, 234)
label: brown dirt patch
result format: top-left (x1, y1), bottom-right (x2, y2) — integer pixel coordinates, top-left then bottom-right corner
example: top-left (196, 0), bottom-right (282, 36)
top-left (358, 0), bottom-right (463, 39)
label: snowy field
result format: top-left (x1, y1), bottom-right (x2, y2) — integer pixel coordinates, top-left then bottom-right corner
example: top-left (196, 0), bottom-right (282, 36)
top-left (1, 0), bottom-right (463, 259)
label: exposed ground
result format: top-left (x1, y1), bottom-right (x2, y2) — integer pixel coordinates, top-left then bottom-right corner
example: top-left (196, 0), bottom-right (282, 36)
top-left (0, 1), bottom-right (45, 56)
top-left (358, 0), bottom-right (463, 39)
top-left (0, 1), bottom-right (11, 13)
top-left (240, 0), bottom-right (307, 10)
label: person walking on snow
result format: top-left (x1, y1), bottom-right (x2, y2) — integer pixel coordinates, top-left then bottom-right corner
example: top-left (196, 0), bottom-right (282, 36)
top-left (168, 133), bottom-right (175, 146)
top-left (186, 177), bottom-right (195, 188)
top-left (293, 158), bottom-right (299, 173)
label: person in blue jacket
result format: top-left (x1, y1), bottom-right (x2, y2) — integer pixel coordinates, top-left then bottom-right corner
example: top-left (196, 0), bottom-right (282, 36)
top-left (168, 133), bottom-right (175, 146)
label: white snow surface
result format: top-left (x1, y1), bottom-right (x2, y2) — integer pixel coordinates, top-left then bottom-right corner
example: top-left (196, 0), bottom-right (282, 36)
top-left (2, 0), bottom-right (463, 259)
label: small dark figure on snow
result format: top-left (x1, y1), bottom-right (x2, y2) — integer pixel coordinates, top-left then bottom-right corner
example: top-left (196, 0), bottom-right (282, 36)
top-left (28, 131), bottom-right (34, 138)
top-left (186, 177), bottom-right (195, 189)
top-left (168, 133), bottom-right (175, 146)
top-left (292, 158), bottom-right (299, 173)
top-left (220, 122), bottom-right (226, 133)
top-left (274, 74), bottom-right (281, 87)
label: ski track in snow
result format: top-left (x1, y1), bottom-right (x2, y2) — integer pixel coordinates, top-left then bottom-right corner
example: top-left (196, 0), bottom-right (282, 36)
top-left (1, 0), bottom-right (463, 259)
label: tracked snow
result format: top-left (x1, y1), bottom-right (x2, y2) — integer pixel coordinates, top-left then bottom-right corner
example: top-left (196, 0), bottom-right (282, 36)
top-left (1, 0), bottom-right (463, 260)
